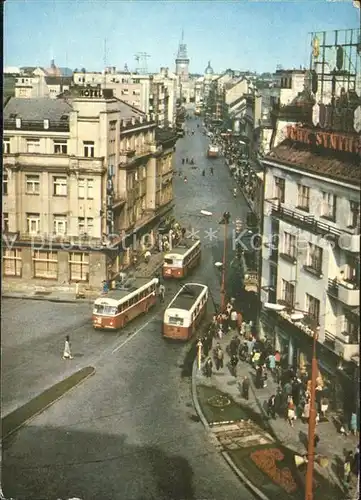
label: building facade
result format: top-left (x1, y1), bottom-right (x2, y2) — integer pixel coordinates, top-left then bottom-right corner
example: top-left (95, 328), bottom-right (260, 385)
top-left (2, 91), bottom-right (176, 292)
top-left (260, 122), bottom-right (360, 414)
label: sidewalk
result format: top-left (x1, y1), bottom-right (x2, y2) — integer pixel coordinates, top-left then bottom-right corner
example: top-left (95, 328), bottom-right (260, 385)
top-left (2, 250), bottom-right (165, 303)
top-left (192, 331), bottom-right (358, 500)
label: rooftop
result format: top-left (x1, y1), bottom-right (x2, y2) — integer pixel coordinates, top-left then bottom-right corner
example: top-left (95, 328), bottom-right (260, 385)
top-left (44, 76), bottom-right (73, 85)
top-left (169, 283), bottom-right (207, 311)
top-left (265, 139), bottom-right (361, 186)
top-left (3, 97), bottom-right (72, 122)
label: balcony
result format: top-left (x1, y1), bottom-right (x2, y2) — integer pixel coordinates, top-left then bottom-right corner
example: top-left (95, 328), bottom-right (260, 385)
top-left (119, 148), bottom-right (153, 167)
top-left (334, 333), bottom-right (359, 362)
top-left (18, 232), bottom-right (105, 250)
top-left (327, 278), bottom-right (359, 307)
top-left (3, 153), bottom-right (105, 174)
top-left (271, 203), bottom-right (349, 242)
top-left (244, 271), bottom-right (259, 293)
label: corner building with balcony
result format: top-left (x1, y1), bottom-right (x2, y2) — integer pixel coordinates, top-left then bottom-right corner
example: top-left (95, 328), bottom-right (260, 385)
top-left (260, 123), bottom-right (360, 415)
top-left (2, 90), bottom-right (176, 292)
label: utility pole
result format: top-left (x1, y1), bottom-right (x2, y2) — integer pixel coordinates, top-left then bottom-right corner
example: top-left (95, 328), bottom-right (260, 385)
top-left (220, 211), bottom-right (230, 311)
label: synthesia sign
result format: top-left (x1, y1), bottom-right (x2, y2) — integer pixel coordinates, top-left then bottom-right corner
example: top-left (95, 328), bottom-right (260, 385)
top-left (286, 125), bottom-right (361, 154)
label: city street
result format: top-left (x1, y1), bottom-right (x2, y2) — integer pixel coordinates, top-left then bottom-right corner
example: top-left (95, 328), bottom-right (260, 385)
top-left (2, 113), bottom-right (254, 500)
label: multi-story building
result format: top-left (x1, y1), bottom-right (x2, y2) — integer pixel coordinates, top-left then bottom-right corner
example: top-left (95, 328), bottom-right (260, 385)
top-left (260, 118), bottom-right (360, 414)
top-left (174, 34), bottom-right (195, 103)
top-left (73, 69), bottom-right (176, 128)
top-left (14, 61), bottom-right (73, 99)
top-left (2, 90), bottom-right (176, 292)
top-left (153, 67), bottom-right (178, 128)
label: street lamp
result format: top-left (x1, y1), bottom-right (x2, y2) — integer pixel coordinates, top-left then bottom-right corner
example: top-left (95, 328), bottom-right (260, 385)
top-left (263, 302), bottom-right (319, 500)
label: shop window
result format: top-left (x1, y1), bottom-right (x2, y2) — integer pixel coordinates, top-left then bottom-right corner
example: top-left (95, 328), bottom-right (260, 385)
top-left (3, 248), bottom-right (22, 276)
top-left (69, 252), bottom-right (89, 281)
top-left (33, 250), bottom-right (58, 279)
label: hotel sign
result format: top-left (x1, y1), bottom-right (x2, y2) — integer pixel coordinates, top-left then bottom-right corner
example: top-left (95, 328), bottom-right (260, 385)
top-left (286, 125), bottom-right (361, 154)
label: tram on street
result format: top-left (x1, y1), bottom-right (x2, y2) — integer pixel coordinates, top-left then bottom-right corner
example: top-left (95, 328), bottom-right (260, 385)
top-left (163, 283), bottom-right (209, 340)
top-left (162, 239), bottom-right (201, 279)
top-left (92, 277), bottom-right (158, 330)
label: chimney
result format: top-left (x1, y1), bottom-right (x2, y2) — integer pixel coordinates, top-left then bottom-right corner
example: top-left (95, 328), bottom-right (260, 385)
top-left (131, 117), bottom-right (136, 125)
top-left (15, 118), bottom-right (21, 128)
top-left (44, 119), bottom-right (49, 129)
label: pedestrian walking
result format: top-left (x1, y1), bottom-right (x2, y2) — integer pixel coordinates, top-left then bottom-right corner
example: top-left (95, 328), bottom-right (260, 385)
top-left (343, 451), bottom-right (353, 488)
top-left (229, 336), bottom-right (238, 357)
top-left (301, 399), bottom-right (310, 423)
top-left (210, 167), bottom-right (214, 175)
top-left (230, 354), bottom-right (238, 377)
top-left (62, 335), bottom-right (73, 360)
top-left (287, 397), bottom-right (296, 427)
top-left (267, 395), bottom-right (276, 419)
top-left (230, 309), bottom-right (238, 330)
top-left (204, 357), bottom-right (213, 378)
top-left (214, 344), bottom-right (224, 371)
top-left (159, 284), bottom-right (165, 303)
top-left (314, 433), bottom-right (320, 448)
top-left (202, 169), bottom-right (205, 176)
top-left (242, 376), bottom-right (250, 400)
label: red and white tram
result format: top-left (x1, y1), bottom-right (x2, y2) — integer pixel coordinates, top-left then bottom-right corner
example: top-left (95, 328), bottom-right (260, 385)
top-left (163, 283), bottom-right (208, 341)
top-left (92, 277), bottom-right (158, 330)
top-left (162, 239), bottom-right (201, 279)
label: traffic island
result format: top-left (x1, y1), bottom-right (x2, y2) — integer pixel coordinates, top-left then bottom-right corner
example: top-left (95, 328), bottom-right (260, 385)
top-left (193, 381), bottom-right (344, 500)
top-left (2, 366), bottom-right (95, 440)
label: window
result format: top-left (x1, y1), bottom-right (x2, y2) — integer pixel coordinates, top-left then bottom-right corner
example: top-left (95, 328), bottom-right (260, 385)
top-left (78, 217), bottom-right (94, 236)
top-left (109, 120), bottom-right (116, 131)
top-left (282, 279), bottom-right (295, 307)
top-left (321, 192), bottom-right (337, 221)
top-left (53, 176), bottom-right (67, 196)
top-left (78, 178), bottom-right (94, 199)
top-left (26, 139), bottom-right (40, 153)
top-left (53, 215), bottom-right (67, 235)
top-left (3, 173), bottom-right (8, 195)
top-left (3, 249), bottom-right (22, 276)
top-left (69, 252), bottom-right (89, 281)
top-left (33, 250), bottom-right (58, 279)
top-left (342, 311), bottom-right (360, 341)
top-left (83, 141), bottom-right (95, 158)
top-left (26, 174), bottom-right (40, 194)
top-left (274, 177), bottom-right (285, 203)
top-left (307, 244), bottom-right (323, 273)
top-left (297, 184), bottom-right (310, 211)
top-left (53, 140), bottom-right (68, 154)
top-left (306, 294), bottom-right (320, 323)
top-left (344, 255), bottom-right (359, 284)
top-left (2, 212), bottom-right (9, 232)
top-left (283, 232), bottom-right (296, 258)
top-left (26, 213), bottom-right (40, 234)
top-left (3, 139), bottom-right (10, 154)
top-left (349, 201), bottom-right (360, 230)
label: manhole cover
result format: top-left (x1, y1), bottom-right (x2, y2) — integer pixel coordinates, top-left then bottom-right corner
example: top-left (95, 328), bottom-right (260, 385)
top-left (207, 395), bottom-right (231, 408)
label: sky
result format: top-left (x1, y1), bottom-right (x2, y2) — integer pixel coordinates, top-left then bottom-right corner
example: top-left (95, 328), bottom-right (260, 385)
top-left (4, 0), bottom-right (360, 74)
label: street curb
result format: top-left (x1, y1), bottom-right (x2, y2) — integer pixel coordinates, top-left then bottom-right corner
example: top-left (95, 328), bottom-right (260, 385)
top-left (2, 366), bottom-right (95, 441)
top-left (222, 451), bottom-right (270, 500)
top-left (191, 359), bottom-right (210, 429)
top-left (191, 358), bottom-right (271, 500)
top-left (1, 293), bottom-right (93, 304)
